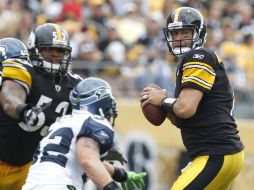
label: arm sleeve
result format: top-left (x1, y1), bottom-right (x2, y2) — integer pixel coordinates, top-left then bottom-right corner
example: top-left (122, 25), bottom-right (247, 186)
top-left (2, 58), bottom-right (32, 94)
top-left (77, 116), bottom-right (114, 155)
top-left (181, 49), bottom-right (217, 94)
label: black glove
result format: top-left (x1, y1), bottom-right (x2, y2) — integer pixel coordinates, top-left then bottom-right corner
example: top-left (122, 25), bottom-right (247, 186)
top-left (16, 101), bottom-right (51, 127)
top-left (103, 181), bottom-right (121, 190)
top-left (112, 167), bottom-right (147, 190)
top-left (16, 104), bottom-right (40, 126)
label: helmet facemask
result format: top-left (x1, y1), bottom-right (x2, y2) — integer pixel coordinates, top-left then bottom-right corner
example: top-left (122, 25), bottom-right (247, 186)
top-left (32, 46), bottom-right (71, 76)
top-left (164, 27), bottom-right (202, 56)
top-left (98, 98), bottom-right (118, 126)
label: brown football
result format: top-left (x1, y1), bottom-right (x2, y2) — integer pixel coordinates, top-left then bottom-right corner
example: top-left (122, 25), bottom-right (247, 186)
top-left (141, 83), bottom-right (167, 126)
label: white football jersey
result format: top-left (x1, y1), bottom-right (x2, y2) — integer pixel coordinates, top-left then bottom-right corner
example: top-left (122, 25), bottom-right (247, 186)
top-left (23, 110), bottom-right (114, 189)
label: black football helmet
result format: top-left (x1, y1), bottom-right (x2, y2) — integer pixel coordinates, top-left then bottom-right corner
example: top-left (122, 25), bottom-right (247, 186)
top-left (27, 23), bottom-right (72, 76)
top-left (0, 38), bottom-right (28, 63)
top-left (70, 77), bottom-right (118, 126)
top-left (163, 7), bottom-right (207, 56)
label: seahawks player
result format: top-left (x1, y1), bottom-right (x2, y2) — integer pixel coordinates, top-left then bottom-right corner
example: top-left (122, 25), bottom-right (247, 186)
top-left (0, 23), bottom-right (81, 190)
top-left (22, 77), bottom-right (146, 190)
top-left (140, 7), bottom-right (244, 190)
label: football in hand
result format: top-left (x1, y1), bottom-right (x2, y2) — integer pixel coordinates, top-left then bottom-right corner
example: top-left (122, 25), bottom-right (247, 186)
top-left (141, 84), bottom-right (167, 126)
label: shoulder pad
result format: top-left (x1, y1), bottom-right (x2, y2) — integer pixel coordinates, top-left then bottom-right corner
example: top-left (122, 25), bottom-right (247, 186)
top-left (2, 58), bottom-right (32, 94)
top-left (181, 48), bottom-right (217, 93)
top-left (78, 116), bottom-right (114, 154)
top-left (184, 48), bottom-right (216, 67)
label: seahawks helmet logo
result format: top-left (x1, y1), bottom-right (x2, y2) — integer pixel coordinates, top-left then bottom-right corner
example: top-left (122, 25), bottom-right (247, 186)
top-left (95, 88), bottom-right (111, 99)
top-left (0, 45), bottom-right (7, 59)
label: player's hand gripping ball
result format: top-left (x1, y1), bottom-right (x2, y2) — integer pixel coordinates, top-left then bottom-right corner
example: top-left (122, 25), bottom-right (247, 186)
top-left (141, 84), bottom-right (166, 126)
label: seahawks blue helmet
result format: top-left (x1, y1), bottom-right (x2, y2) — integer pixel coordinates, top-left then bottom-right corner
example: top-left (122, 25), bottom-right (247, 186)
top-left (70, 77), bottom-right (117, 125)
top-left (0, 38), bottom-right (28, 63)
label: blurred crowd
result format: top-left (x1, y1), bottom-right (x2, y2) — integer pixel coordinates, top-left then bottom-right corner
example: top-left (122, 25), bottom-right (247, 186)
top-left (1, 0), bottom-right (254, 116)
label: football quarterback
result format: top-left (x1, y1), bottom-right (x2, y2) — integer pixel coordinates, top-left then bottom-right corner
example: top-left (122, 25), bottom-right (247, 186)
top-left (140, 7), bottom-right (244, 190)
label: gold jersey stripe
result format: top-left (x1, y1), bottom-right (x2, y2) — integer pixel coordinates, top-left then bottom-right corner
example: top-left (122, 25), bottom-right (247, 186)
top-left (52, 23), bottom-right (62, 41)
top-left (183, 62), bottom-right (215, 74)
top-left (183, 67), bottom-right (216, 85)
top-left (182, 78), bottom-right (212, 90)
top-left (183, 64), bottom-right (216, 76)
top-left (2, 67), bottom-right (32, 88)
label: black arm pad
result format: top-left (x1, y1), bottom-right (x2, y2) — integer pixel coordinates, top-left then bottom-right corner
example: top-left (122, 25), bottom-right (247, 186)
top-left (15, 103), bottom-right (29, 120)
top-left (103, 181), bottom-right (121, 190)
top-left (161, 97), bottom-right (176, 115)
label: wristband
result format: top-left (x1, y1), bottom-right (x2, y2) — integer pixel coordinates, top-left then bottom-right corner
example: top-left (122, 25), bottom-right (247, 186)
top-left (103, 181), bottom-right (121, 190)
top-left (15, 103), bottom-right (29, 120)
top-left (161, 97), bottom-right (176, 114)
top-left (112, 167), bottom-right (127, 182)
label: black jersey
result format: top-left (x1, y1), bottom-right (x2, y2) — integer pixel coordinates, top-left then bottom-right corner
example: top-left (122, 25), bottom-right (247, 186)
top-left (0, 58), bottom-right (82, 165)
top-left (173, 48), bottom-right (244, 158)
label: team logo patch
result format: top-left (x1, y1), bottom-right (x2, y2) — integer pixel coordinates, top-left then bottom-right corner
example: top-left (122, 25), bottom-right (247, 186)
top-left (95, 88), bottom-right (111, 99)
top-left (193, 54), bottom-right (204, 59)
top-left (55, 84), bottom-right (61, 92)
top-left (98, 131), bottom-right (109, 138)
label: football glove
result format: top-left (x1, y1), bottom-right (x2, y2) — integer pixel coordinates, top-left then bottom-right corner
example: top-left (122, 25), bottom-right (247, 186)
top-left (16, 101), bottom-right (52, 127)
top-left (105, 148), bottom-right (128, 165)
top-left (24, 105), bottom-right (43, 126)
top-left (120, 171), bottom-right (147, 190)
